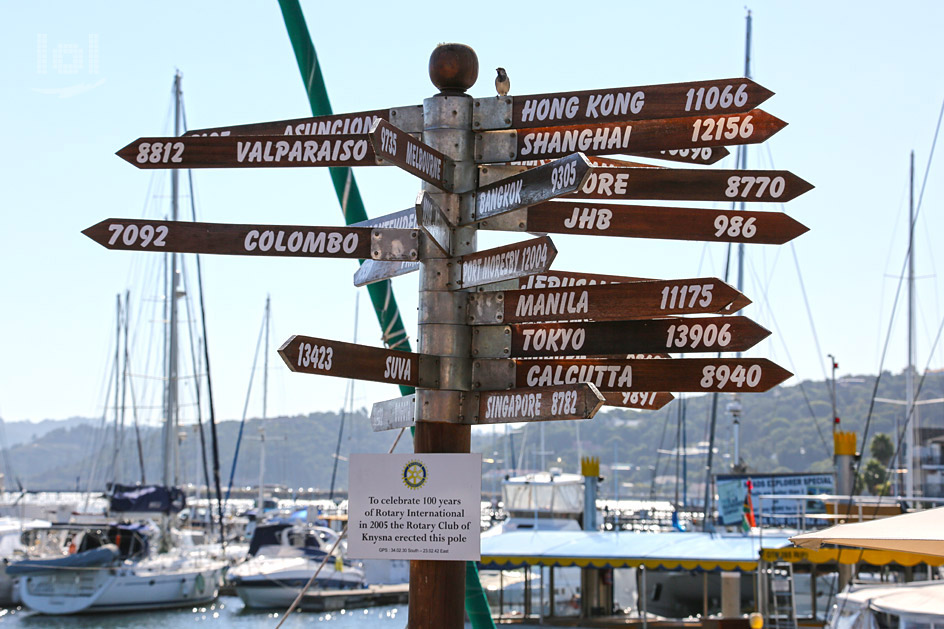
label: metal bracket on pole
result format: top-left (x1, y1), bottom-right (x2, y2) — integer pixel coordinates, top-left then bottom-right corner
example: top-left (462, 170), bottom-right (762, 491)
top-left (474, 130), bottom-right (518, 164)
top-left (466, 291), bottom-right (505, 325)
top-left (389, 105), bottom-right (424, 133)
top-left (471, 359), bottom-right (516, 391)
top-left (477, 164), bottom-right (529, 186)
top-left (471, 326), bottom-right (512, 358)
top-left (472, 96), bottom-right (513, 131)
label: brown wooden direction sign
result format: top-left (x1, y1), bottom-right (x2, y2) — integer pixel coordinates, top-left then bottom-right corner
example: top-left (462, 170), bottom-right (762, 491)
top-left (521, 201), bottom-right (809, 244)
top-left (469, 153), bottom-right (592, 224)
top-left (117, 134), bottom-right (377, 169)
top-left (477, 384), bottom-right (604, 423)
top-left (473, 316), bottom-right (771, 358)
top-left (457, 236), bottom-right (556, 289)
top-left (572, 167), bottom-right (813, 203)
top-left (475, 110), bottom-right (786, 163)
top-left (83, 218), bottom-right (419, 261)
top-left (630, 147), bottom-right (730, 166)
top-left (468, 277), bottom-right (745, 325)
top-left (474, 357), bottom-right (791, 393)
top-left (517, 271), bottom-right (752, 313)
top-left (368, 119), bottom-right (454, 191)
top-left (278, 335), bottom-right (437, 387)
top-left (184, 106), bottom-right (422, 137)
top-left (601, 391), bottom-right (675, 411)
top-left (415, 191), bottom-right (453, 256)
top-left (473, 77), bottom-right (773, 129)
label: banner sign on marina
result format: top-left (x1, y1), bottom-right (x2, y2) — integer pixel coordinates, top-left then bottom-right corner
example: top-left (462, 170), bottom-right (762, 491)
top-left (348, 453), bottom-right (481, 561)
top-left (83, 219), bottom-right (419, 261)
top-left (717, 473), bottom-right (835, 527)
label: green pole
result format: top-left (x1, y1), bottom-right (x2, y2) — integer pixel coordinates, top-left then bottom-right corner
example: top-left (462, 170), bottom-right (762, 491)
top-left (276, 2), bottom-right (495, 626)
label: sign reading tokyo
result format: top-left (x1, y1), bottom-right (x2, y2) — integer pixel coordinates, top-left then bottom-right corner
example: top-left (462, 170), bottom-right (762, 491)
top-left (348, 454), bottom-right (481, 561)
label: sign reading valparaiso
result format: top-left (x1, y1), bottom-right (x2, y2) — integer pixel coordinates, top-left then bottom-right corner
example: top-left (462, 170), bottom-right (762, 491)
top-left (348, 453), bottom-right (481, 561)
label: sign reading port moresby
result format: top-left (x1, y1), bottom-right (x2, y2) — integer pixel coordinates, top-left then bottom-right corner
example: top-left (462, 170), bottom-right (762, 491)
top-left (83, 219), bottom-right (419, 261)
top-left (456, 236), bottom-right (557, 288)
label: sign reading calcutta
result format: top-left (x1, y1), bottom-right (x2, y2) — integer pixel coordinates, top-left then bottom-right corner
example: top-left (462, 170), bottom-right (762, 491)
top-left (472, 357), bottom-right (791, 393)
top-left (83, 218), bottom-right (419, 261)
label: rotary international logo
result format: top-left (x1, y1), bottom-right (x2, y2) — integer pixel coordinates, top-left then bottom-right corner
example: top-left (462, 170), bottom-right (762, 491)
top-left (402, 460), bottom-right (428, 490)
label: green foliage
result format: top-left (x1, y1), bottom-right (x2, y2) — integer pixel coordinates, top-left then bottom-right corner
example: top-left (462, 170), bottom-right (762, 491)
top-left (861, 458), bottom-right (888, 495)
top-left (870, 433), bottom-right (894, 466)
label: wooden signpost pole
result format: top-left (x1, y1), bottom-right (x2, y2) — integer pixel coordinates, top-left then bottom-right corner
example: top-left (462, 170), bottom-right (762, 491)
top-left (408, 44), bottom-right (479, 629)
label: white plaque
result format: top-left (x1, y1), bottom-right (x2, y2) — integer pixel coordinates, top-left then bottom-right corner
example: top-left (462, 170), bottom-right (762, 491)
top-left (348, 453), bottom-right (481, 561)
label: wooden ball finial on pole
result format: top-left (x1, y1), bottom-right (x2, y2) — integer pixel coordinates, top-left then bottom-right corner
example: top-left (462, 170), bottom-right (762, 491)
top-left (429, 43), bottom-right (478, 94)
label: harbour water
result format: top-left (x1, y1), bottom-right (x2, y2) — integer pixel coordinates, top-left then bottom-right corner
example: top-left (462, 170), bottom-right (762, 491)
top-left (0, 598), bottom-right (408, 627)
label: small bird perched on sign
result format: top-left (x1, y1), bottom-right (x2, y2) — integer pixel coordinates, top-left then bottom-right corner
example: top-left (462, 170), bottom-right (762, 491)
top-left (495, 67), bottom-right (510, 97)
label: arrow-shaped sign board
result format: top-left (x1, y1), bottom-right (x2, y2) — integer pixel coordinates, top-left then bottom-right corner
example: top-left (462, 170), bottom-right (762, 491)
top-left (457, 236), bottom-right (556, 289)
top-left (370, 394), bottom-right (416, 431)
top-left (473, 357), bottom-right (791, 393)
top-left (475, 110), bottom-right (786, 163)
top-left (184, 106), bottom-right (423, 137)
top-left (473, 77), bottom-right (773, 129)
top-left (368, 119), bottom-right (454, 191)
top-left (472, 316), bottom-right (771, 358)
top-left (117, 134), bottom-right (380, 169)
top-left (351, 209), bottom-right (421, 286)
top-left (629, 147), bottom-right (729, 165)
top-left (512, 201), bottom-right (809, 245)
top-left (468, 278), bottom-right (745, 325)
top-left (572, 167), bottom-right (813, 203)
top-left (278, 335), bottom-right (437, 388)
top-left (470, 153), bottom-right (591, 224)
top-left (601, 390), bottom-right (675, 410)
top-left (83, 219), bottom-right (419, 261)
top-left (415, 192), bottom-right (453, 256)
top-left (478, 384), bottom-right (604, 424)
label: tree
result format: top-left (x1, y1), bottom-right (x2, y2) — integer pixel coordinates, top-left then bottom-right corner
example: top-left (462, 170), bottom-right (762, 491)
top-left (870, 433), bottom-right (894, 467)
top-left (862, 458), bottom-right (888, 495)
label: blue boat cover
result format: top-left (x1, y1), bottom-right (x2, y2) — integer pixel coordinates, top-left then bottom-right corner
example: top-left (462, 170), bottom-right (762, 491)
top-left (7, 544), bottom-right (120, 575)
top-left (109, 484), bottom-right (185, 513)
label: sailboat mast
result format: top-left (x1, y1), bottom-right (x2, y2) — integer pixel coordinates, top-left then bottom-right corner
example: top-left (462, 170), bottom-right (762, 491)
top-left (258, 295), bottom-right (269, 514)
top-left (164, 71), bottom-right (183, 491)
top-left (906, 151), bottom-right (916, 498)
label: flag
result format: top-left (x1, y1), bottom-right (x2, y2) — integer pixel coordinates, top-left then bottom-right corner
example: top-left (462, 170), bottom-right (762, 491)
top-left (741, 479), bottom-right (757, 531)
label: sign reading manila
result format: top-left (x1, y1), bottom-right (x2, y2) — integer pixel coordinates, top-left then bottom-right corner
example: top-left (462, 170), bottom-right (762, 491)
top-left (83, 218), bottom-right (419, 261)
top-left (473, 357), bottom-right (792, 393)
top-left (278, 335), bottom-right (437, 388)
top-left (467, 277), bottom-right (746, 324)
top-left (369, 119), bottom-right (454, 191)
top-left (475, 109), bottom-right (786, 163)
top-left (572, 167), bottom-right (813, 203)
top-left (517, 201), bottom-right (809, 244)
top-left (474, 77), bottom-right (773, 129)
top-left (456, 236), bottom-right (556, 289)
top-left (470, 152), bottom-right (592, 223)
top-left (117, 134), bottom-right (378, 169)
top-left (472, 315), bottom-right (771, 358)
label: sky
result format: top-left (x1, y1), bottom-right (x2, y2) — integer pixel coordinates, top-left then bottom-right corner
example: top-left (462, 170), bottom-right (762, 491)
top-left (1, 1), bottom-right (943, 429)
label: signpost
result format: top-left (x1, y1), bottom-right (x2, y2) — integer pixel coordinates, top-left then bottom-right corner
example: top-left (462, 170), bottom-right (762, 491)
top-left (83, 218), bottom-right (418, 261)
top-left (468, 277), bottom-right (746, 324)
top-left (472, 77), bottom-right (774, 129)
top-left (368, 119), bottom-right (454, 191)
top-left (572, 167), bottom-right (813, 202)
top-left (103, 43), bottom-right (810, 629)
top-left (470, 152), bottom-right (591, 223)
top-left (485, 200), bottom-right (809, 245)
top-left (117, 134), bottom-right (379, 169)
top-left (278, 335), bottom-right (437, 388)
top-left (475, 109), bottom-right (787, 163)
top-left (472, 315), bottom-right (771, 358)
top-left (472, 356), bottom-right (791, 393)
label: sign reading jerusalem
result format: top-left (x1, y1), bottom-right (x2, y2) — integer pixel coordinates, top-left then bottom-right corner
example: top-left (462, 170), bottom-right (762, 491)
top-left (348, 453), bottom-right (481, 561)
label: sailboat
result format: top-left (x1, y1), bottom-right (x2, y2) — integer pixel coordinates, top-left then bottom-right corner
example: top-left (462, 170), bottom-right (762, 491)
top-left (8, 72), bottom-right (227, 614)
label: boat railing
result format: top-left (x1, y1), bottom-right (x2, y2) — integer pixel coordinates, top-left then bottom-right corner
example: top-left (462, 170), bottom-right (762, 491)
top-left (753, 493), bottom-right (944, 533)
